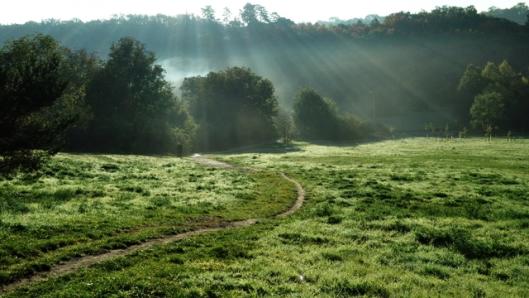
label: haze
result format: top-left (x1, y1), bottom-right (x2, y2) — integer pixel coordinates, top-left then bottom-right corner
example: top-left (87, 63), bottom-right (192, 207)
top-left (1, 0), bottom-right (523, 24)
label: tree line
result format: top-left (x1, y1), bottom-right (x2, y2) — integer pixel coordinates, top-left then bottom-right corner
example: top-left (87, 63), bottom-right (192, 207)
top-left (459, 60), bottom-right (529, 138)
top-left (1, 3), bottom-right (529, 132)
top-left (1, 34), bottom-right (385, 173)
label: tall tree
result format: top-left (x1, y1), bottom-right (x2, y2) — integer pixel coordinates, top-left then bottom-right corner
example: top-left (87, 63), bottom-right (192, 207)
top-left (293, 88), bottom-right (341, 141)
top-left (240, 3), bottom-right (259, 26)
top-left (470, 91), bottom-right (505, 139)
top-left (81, 37), bottom-right (195, 154)
top-left (274, 109), bottom-right (295, 144)
top-left (222, 7), bottom-right (232, 24)
top-left (459, 60), bottom-right (529, 133)
top-left (181, 67), bottom-right (278, 150)
top-left (201, 6), bottom-right (217, 22)
top-left (0, 35), bottom-right (80, 173)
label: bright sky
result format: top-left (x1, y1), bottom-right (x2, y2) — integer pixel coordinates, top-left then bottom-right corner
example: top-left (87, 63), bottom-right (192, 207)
top-left (0, 0), bottom-right (524, 24)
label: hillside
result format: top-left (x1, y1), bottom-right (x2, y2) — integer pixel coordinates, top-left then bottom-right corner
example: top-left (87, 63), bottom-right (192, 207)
top-left (2, 6), bottom-right (529, 130)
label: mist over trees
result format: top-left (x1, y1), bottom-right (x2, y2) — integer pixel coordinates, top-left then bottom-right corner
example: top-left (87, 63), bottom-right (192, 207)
top-left (181, 67), bottom-right (278, 150)
top-left (2, 3), bottom-right (528, 132)
top-left (2, 3), bottom-right (529, 173)
top-left (293, 89), bottom-right (341, 141)
top-left (69, 37), bottom-right (195, 154)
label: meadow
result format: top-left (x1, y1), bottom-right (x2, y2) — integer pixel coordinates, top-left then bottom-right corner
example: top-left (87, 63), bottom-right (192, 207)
top-left (0, 154), bottom-right (294, 289)
top-left (2, 138), bottom-right (529, 297)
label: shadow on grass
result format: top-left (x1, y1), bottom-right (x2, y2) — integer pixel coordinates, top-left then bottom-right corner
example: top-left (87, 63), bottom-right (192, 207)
top-left (207, 142), bottom-right (304, 155)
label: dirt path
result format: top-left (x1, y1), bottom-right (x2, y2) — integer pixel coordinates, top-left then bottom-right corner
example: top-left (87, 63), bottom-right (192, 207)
top-left (191, 154), bottom-right (234, 169)
top-left (1, 156), bottom-right (305, 294)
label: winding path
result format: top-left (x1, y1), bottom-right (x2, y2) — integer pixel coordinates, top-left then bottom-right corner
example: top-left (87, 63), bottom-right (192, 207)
top-left (0, 156), bottom-right (305, 294)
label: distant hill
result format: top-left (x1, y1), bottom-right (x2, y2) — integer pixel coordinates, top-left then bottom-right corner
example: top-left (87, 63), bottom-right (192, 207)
top-left (1, 5), bottom-right (528, 130)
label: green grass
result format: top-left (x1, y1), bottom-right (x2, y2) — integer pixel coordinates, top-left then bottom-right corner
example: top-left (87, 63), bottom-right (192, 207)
top-left (3, 138), bottom-right (529, 297)
top-left (0, 154), bottom-right (294, 287)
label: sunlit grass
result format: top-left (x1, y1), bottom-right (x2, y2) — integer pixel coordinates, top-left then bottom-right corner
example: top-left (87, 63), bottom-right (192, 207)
top-left (4, 138), bottom-right (529, 296)
top-left (0, 153), bottom-right (294, 286)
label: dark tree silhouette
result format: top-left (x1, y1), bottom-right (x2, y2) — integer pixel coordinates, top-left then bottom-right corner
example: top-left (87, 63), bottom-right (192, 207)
top-left (470, 91), bottom-right (505, 140)
top-left (458, 60), bottom-right (529, 133)
top-left (0, 35), bottom-right (79, 173)
top-left (181, 67), bottom-right (278, 150)
top-left (293, 88), bottom-right (341, 140)
top-left (80, 37), bottom-right (195, 154)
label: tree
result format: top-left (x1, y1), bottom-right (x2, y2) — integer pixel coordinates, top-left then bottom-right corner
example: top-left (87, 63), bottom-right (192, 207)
top-left (459, 60), bottom-right (529, 133)
top-left (256, 5), bottom-right (270, 23)
top-left (181, 67), bottom-right (278, 150)
top-left (81, 37), bottom-right (195, 154)
top-left (201, 6), bottom-right (217, 22)
top-left (240, 3), bottom-right (259, 26)
top-left (481, 62), bottom-right (502, 82)
top-left (293, 88), bottom-right (340, 140)
top-left (470, 91), bottom-right (504, 140)
top-left (0, 35), bottom-right (80, 173)
top-left (458, 64), bottom-right (487, 93)
top-left (274, 109), bottom-right (295, 144)
top-left (222, 7), bottom-right (232, 24)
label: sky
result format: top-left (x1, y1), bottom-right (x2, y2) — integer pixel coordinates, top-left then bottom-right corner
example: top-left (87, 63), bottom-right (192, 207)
top-left (0, 0), bottom-right (524, 24)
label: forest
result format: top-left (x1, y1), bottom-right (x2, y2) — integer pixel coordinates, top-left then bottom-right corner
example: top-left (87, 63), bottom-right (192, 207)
top-left (2, 3), bottom-right (529, 170)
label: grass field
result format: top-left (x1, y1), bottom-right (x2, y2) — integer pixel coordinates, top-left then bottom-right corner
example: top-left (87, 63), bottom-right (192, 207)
top-left (0, 154), bottom-right (295, 288)
top-left (2, 138), bottom-right (529, 297)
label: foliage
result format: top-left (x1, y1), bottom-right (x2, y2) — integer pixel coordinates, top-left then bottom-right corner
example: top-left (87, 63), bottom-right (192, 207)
top-left (459, 60), bottom-right (529, 134)
top-left (470, 91), bottom-right (505, 137)
top-left (1, 4), bottom-right (529, 133)
top-left (76, 37), bottom-right (195, 154)
top-left (273, 109), bottom-right (296, 144)
top-left (181, 67), bottom-right (278, 151)
top-left (293, 88), bottom-right (340, 141)
top-left (293, 88), bottom-right (374, 141)
top-left (0, 35), bottom-right (82, 174)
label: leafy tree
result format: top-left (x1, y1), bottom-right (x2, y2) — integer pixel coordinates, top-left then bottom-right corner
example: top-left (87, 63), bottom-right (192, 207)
top-left (274, 109), bottom-right (295, 144)
top-left (181, 67), bottom-right (278, 150)
top-left (0, 35), bottom-right (80, 173)
top-left (256, 5), bottom-right (270, 23)
top-left (240, 3), bottom-right (259, 26)
top-left (481, 62), bottom-right (502, 82)
top-left (2, 4), bottom-right (529, 135)
top-left (222, 7), bottom-right (232, 24)
top-left (201, 6), bottom-right (217, 22)
top-left (470, 91), bottom-right (504, 140)
top-left (80, 37), bottom-right (195, 154)
top-left (61, 50), bottom-right (103, 146)
top-left (459, 60), bottom-right (529, 133)
top-left (458, 64), bottom-right (487, 93)
top-left (240, 3), bottom-right (270, 26)
top-left (293, 88), bottom-right (341, 141)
